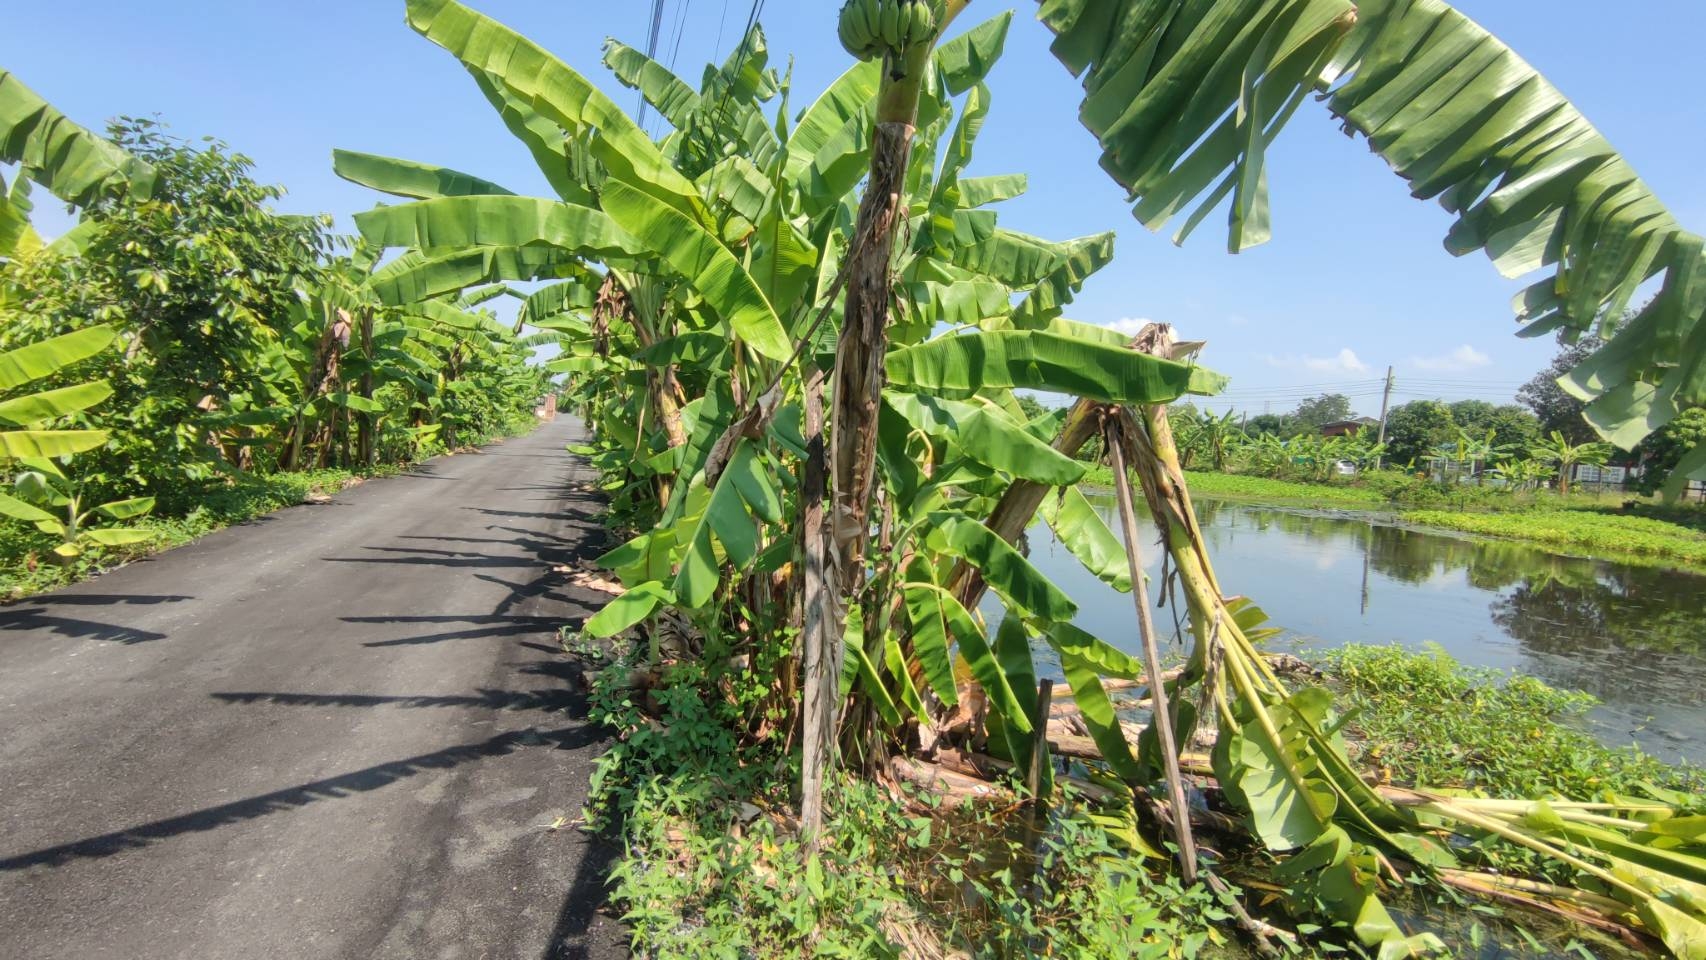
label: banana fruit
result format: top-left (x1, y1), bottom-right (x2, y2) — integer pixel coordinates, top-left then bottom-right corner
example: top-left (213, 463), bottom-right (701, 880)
top-left (838, 0), bottom-right (937, 62)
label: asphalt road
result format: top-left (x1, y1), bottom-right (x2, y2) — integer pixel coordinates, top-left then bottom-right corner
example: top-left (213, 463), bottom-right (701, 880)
top-left (0, 417), bottom-right (627, 960)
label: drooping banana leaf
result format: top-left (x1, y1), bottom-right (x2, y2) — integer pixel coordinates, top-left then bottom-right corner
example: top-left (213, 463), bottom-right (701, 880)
top-left (0, 69), bottom-right (155, 205)
top-left (598, 178), bottom-right (793, 362)
top-left (601, 38), bottom-right (701, 133)
top-left (1033, 0), bottom-right (1706, 452)
top-left (0, 326), bottom-right (116, 391)
top-left (884, 391), bottom-right (1085, 486)
top-left (926, 513), bottom-right (1077, 624)
top-left (368, 246), bottom-right (584, 305)
top-left (1038, 485), bottom-right (1132, 592)
top-left (404, 0), bottom-right (706, 220)
top-left (885, 329), bottom-right (1224, 404)
top-left (332, 149), bottom-right (515, 200)
top-left (353, 196), bottom-right (637, 256)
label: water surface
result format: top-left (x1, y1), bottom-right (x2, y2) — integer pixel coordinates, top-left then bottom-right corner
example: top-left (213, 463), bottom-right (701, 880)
top-left (998, 495), bottom-right (1706, 766)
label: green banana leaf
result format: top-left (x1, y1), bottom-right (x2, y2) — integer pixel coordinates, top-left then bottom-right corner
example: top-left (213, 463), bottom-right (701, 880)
top-left (584, 581), bottom-right (674, 638)
top-left (0, 326), bottom-right (116, 391)
top-left (884, 391), bottom-right (1085, 485)
top-left (1034, 0), bottom-right (1706, 451)
top-left (0, 69), bottom-right (155, 205)
top-left (406, 0), bottom-right (705, 220)
top-left (926, 513), bottom-right (1077, 623)
top-left (353, 196), bottom-right (636, 256)
top-left (599, 179), bottom-right (793, 362)
top-left (900, 582), bottom-right (967, 707)
top-left (885, 329), bottom-right (1219, 404)
top-left (601, 38), bottom-right (701, 132)
top-left (1038, 485), bottom-right (1132, 592)
top-left (369, 246), bottom-right (583, 305)
top-left (0, 429), bottom-right (109, 459)
top-left (332, 149), bottom-right (515, 200)
top-left (0, 382), bottom-right (113, 426)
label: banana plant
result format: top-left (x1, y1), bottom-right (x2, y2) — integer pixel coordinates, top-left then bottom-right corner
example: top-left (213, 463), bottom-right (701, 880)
top-left (0, 326), bottom-right (117, 461)
top-left (0, 458), bottom-right (154, 560)
top-left (1528, 430), bottom-right (1614, 496)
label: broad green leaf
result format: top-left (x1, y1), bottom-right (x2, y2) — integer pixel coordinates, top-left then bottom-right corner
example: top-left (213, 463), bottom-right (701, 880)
top-left (0, 490), bottom-right (54, 523)
top-left (956, 174), bottom-right (1027, 208)
top-left (353, 196), bottom-right (636, 255)
top-left (599, 179), bottom-right (792, 362)
top-left (785, 60), bottom-right (881, 183)
top-left (884, 392), bottom-right (1084, 485)
top-left (901, 582), bottom-right (966, 709)
top-left (0, 69), bottom-right (156, 205)
top-left (1039, 486), bottom-right (1132, 592)
top-left (0, 326), bottom-right (116, 392)
top-left (369, 246), bottom-right (583, 305)
top-left (601, 38), bottom-right (701, 132)
top-left (1059, 649), bottom-right (1144, 782)
top-left (927, 513), bottom-right (1077, 623)
top-left (885, 330), bottom-right (1212, 405)
top-left (845, 605), bottom-right (902, 728)
top-left (1035, 0), bottom-right (1706, 449)
top-left (0, 382), bottom-right (113, 426)
top-left (0, 429), bottom-right (108, 459)
top-left (1045, 622), bottom-right (1146, 681)
top-left (724, 443), bottom-right (783, 523)
top-left (584, 581), bottom-right (673, 637)
top-left (82, 528), bottom-right (154, 547)
top-left (405, 0), bottom-right (704, 219)
top-left (332, 149), bottom-right (515, 200)
top-left (95, 497), bottom-right (155, 520)
top-left (934, 10), bottom-right (1013, 96)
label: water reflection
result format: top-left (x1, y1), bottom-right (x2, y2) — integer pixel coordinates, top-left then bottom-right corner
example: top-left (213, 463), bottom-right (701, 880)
top-left (1013, 494), bottom-right (1706, 765)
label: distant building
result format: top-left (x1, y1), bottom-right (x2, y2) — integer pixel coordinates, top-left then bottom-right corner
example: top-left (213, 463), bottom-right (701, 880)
top-left (1319, 417), bottom-right (1379, 437)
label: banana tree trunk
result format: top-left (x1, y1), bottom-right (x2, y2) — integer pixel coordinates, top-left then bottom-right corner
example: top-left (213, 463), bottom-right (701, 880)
top-left (359, 307), bottom-right (376, 467)
top-left (799, 369), bottom-right (833, 844)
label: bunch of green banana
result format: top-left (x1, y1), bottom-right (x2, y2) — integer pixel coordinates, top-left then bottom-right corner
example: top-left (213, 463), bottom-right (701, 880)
top-left (837, 0), bottom-right (937, 62)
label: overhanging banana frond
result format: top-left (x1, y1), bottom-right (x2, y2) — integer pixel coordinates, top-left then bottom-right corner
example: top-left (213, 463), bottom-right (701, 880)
top-left (1034, 0), bottom-right (1706, 457)
top-left (0, 69), bottom-right (155, 205)
top-left (332, 149), bottom-right (516, 200)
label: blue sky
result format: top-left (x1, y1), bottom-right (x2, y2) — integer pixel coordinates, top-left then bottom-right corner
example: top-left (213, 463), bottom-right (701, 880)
top-left (7, 1), bottom-right (1704, 418)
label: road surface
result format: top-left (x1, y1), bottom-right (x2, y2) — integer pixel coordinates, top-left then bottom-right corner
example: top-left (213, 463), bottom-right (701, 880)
top-left (0, 417), bottom-right (626, 960)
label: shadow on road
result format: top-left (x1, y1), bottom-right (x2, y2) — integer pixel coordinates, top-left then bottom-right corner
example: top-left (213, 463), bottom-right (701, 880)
top-left (0, 723), bottom-right (602, 872)
top-left (0, 594), bottom-right (193, 645)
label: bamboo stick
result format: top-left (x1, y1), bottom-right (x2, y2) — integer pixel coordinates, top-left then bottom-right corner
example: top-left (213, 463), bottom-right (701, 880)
top-left (1108, 415), bottom-right (1198, 884)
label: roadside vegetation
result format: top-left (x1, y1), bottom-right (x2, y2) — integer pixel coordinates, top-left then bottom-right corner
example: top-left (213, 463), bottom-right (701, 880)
top-left (8, 1), bottom-right (1706, 959)
top-left (1, 93), bottom-right (552, 600)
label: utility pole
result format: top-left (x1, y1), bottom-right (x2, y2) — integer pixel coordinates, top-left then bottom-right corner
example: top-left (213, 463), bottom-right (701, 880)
top-left (1374, 365), bottom-right (1395, 469)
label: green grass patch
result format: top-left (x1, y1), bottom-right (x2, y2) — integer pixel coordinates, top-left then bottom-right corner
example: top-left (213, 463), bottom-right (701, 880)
top-left (1319, 643), bottom-right (1705, 799)
top-left (1079, 464), bottom-right (1387, 506)
top-left (1400, 507), bottom-right (1706, 568)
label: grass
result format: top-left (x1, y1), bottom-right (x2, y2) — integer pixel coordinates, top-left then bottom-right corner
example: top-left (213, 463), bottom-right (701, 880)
top-left (580, 632), bottom-right (1239, 960)
top-left (1319, 643), bottom-right (1706, 800)
top-left (1078, 461), bottom-right (1706, 567)
top-left (1401, 507), bottom-right (1706, 567)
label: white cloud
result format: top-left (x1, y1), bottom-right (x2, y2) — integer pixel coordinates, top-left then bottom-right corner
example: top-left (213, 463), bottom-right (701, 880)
top-left (1409, 344), bottom-right (1492, 372)
top-left (1102, 317), bottom-right (1154, 337)
top-left (1266, 348), bottom-right (1369, 375)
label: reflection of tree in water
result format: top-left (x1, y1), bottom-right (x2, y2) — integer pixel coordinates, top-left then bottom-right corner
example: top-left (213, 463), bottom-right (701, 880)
top-left (1492, 565), bottom-right (1706, 659)
top-left (1487, 560), bottom-right (1706, 721)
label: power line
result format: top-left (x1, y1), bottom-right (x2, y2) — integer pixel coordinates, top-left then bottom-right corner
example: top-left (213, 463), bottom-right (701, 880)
top-left (636, 0), bottom-right (669, 131)
top-left (666, 0), bottom-right (693, 79)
